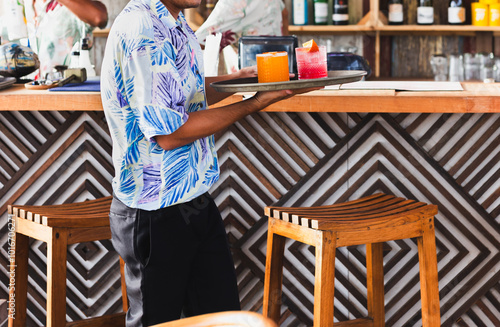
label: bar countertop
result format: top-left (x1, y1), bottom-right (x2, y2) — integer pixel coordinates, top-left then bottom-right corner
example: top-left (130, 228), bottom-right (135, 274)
top-left (1, 82), bottom-right (499, 113)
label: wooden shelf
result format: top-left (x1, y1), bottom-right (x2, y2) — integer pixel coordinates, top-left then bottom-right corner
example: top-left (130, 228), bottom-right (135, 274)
top-left (288, 25), bottom-right (374, 34)
top-left (288, 24), bottom-right (500, 36)
top-left (93, 24), bottom-right (500, 37)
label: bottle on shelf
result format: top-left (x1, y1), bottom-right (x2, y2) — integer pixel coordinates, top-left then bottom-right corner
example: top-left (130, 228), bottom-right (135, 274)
top-left (293, 0), bottom-right (309, 25)
top-left (448, 0), bottom-right (466, 24)
top-left (417, 0), bottom-right (434, 25)
top-left (388, 0), bottom-right (404, 25)
top-left (314, 0), bottom-right (329, 25)
top-left (79, 38), bottom-right (96, 77)
top-left (471, 1), bottom-right (489, 26)
top-left (490, 3), bottom-right (500, 26)
top-left (332, 0), bottom-right (349, 25)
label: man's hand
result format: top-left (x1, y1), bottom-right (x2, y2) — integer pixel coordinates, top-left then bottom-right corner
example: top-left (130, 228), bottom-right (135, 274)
top-left (233, 65), bottom-right (257, 79)
top-left (252, 86), bottom-right (324, 109)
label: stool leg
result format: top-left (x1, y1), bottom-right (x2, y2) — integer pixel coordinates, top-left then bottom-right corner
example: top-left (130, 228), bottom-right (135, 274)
top-left (8, 231), bottom-right (29, 327)
top-left (313, 230), bottom-right (336, 327)
top-left (263, 226), bottom-right (286, 324)
top-left (366, 242), bottom-right (385, 327)
top-left (46, 229), bottom-right (68, 327)
top-left (417, 219), bottom-right (440, 327)
top-left (119, 256), bottom-right (128, 312)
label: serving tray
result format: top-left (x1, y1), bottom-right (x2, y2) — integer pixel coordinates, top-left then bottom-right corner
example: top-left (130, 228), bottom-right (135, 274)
top-left (210, 70), bottom-right (366, 92)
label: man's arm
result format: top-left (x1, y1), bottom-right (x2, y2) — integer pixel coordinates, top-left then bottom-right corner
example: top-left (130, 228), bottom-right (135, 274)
top-left (155, 87), bottom-right (320, 151)
top-left (56, 0), bottom-right (108, 28)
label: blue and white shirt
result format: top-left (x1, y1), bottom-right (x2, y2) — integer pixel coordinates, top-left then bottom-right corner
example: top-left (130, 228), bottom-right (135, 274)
top-left (101, 0), bottom-right (218, 210)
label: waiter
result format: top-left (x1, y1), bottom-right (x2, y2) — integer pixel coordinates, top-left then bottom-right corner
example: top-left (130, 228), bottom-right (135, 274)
top-left (100, 0), bottom-right (318, 325)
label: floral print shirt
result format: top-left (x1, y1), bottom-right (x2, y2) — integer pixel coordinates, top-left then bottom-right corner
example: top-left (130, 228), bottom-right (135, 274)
top-left (101, 0), bottom-right (217, 210)
top-left (195, 0), bottom-right (285, 48)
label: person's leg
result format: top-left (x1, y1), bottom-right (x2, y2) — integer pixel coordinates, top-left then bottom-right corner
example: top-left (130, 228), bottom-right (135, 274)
top-left (183, 193), bottom-right (241, 316)
top-left (109, 196), bottom-right (199, 327)
top-left (109, 196), bottom-right (147, 327)
top-left (139, 201), bottom-right (202, 326)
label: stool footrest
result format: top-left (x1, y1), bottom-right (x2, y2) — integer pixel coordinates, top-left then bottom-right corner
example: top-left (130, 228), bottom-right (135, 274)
top-left (65, 312), bottom-right (125, 327)
top-left (334, 318), bottom-right (373, 326)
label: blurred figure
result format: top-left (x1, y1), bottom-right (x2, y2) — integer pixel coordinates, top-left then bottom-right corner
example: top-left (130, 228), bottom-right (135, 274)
top-left (195, 0), bottom-right (288, 50)
top-left (3, 0), bottom-right (108, 78)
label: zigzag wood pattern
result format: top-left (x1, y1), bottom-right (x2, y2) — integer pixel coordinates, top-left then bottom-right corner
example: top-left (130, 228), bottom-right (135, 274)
top-left (0, 112), bottom-right (121, 326)
top-left (219, 113), bottom-right (500, 326)
top-left (402, 113), bottom-right (500, 325)
top-left (0, 111), bottom-right (498, 326)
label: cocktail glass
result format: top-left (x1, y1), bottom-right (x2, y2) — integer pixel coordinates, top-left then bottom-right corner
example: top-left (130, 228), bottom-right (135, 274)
top-left (295, 45), bottom-right (328, 80)
top-left (256, 52), bottom-right (290, 83)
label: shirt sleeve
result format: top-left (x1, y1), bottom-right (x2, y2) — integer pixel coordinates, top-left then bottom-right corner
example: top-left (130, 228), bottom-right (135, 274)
top-left (195, 0), bottom-right (245, 45)
top-left (122, 44), bottom-right (188, 142)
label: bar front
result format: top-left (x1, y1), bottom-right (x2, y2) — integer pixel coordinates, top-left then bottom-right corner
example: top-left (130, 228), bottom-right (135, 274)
top-left (0, 82), bottom-right (499, 326)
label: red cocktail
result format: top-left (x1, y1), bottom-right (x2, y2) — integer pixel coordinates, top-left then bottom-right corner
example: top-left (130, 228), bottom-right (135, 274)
top-left (295, 45), bottom-right (328, 80)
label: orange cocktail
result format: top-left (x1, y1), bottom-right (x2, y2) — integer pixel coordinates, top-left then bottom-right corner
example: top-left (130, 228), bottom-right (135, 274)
top-left (256, 52), bottom-right (290, 83)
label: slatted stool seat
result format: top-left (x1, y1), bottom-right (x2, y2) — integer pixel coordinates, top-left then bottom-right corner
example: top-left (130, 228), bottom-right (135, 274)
top-left (263, 193), bottom-right (440, 327)
top-left (7, 196), bottom-right (127, 327)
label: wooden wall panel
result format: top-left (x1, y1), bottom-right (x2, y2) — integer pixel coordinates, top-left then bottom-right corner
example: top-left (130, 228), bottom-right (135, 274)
top-left (0, 111), bottom-right (499, 327)
top-left (375, 0), bottom-right (496, 78)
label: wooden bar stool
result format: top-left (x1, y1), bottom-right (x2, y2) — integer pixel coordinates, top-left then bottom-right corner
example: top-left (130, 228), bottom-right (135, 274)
top-left (263, 193), bottom-right (440, 327)
top-left (7, 196), bottom-right (127, 327)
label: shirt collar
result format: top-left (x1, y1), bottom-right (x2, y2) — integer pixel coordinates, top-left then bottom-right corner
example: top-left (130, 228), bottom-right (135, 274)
top-left (149, 0), bottom-right (190, 33)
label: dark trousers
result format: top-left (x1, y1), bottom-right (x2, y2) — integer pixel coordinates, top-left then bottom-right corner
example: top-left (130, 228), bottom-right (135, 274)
top-left (109, 193), bottom-right (240, 327)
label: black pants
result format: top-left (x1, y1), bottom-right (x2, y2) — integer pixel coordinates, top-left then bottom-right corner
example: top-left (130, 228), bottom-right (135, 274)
top-left (109, 193), bottom-right (240, 327)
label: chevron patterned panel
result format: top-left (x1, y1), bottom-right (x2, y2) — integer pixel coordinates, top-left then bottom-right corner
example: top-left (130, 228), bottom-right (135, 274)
top-left (0, 112), bottom-right (121, 326)
top-left (213, 112), bottom-right (500, 327)
top-left (0, 111), bottom-right (499, 327)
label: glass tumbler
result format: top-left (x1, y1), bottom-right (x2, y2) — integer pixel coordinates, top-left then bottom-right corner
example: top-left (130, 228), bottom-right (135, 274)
top-left (495, 57), bottom-right (500, 82)
top-left (295, 45), bottom-right (328, 80)
top-left (430, 54), bottom-right (448, 81)
top-left (448, 53), bottom-right (464, 82)
top-left (256, 52), bottom-right (290, 83)
top-left (464, 53), bottom-right (480, 81)
top-left (479, 52), bottom-right (495, 82)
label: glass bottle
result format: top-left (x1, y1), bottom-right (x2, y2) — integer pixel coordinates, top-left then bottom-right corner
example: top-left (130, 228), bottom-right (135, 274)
top-left (332, 0), bottom-right (349, 25)
top-left (388, 0), bottom-right (404, 25)
top-left (417, 0), bottom-right (434, 25)
top-left (293, 0), bottom-right (309, 25)
top-left (448, 0), bottom-right (466, 24)
top-left (314, 0), bottom-right (329, 25)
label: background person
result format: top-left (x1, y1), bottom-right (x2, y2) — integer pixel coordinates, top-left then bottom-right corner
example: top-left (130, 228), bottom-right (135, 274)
top-left (3, 0), bottom-right (108, 78)
top-left (195, 0), bottom-right (288, 50)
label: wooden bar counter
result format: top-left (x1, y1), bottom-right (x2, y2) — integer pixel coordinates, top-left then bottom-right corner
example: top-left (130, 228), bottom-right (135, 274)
top-left (1, 82), bottom-right (500, 112)
top-left (1, 80), bottom-right (499, 326)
